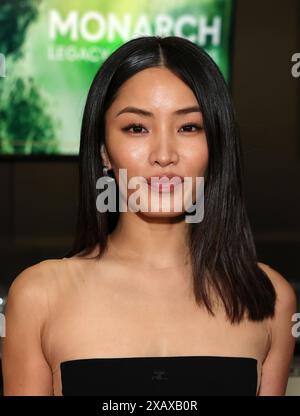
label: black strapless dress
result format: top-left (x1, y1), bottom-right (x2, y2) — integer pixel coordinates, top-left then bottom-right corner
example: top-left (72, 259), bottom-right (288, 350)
top-left (60, 355), bottom-right (258, 396)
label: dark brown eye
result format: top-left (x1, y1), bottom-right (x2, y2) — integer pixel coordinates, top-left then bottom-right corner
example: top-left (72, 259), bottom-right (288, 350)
top-left (122, 123), bottom-right (147, 134)
top-left (179, 124), bottom-right (203, 133)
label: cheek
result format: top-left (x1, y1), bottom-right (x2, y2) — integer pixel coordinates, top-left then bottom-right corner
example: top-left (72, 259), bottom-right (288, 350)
top-left (199, 148), bottom-right (209, 176)
top-left (107, 132), bottom-right (147, 169)
top-left (114, 148), bottom-right (147, 174)
top-left (185, 140), bottom-right (209, 177)
top-left (106, 140), bottom-right (148, 191)
top-left (182, 141), bottom-right (208, 208)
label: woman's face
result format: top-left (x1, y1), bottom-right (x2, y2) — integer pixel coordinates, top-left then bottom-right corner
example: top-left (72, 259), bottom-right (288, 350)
top-left (102, 67), bottom-right (208, 218)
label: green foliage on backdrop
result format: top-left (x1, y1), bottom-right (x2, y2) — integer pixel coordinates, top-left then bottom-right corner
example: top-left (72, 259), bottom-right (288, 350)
top-left (0, 0), bottom-right (233, 155)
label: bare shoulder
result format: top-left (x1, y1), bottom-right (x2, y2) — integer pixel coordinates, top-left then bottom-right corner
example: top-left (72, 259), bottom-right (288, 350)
top-left (257, 261), bottom-right (297, 317)
top-left (257, 261), bottom-right (297, 304)
top-left (6, 259), bottom-right (64, 311)
top-left (2, 259), bottom-right (64, 395)
top-left (9, 258), bottom-right (63, 289)
top-left (256, 262), bottom-right (297, 394)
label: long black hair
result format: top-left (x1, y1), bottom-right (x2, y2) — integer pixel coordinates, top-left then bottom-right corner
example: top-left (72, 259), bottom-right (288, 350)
top-left (65, 35), bottom-right (276, 323)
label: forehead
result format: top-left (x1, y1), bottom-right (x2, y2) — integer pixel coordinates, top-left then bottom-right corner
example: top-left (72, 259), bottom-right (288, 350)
top-left (107, 67), bottom-right (199, 115)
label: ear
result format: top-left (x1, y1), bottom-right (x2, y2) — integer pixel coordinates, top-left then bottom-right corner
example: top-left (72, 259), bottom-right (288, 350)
top-left (100, 143), bottom-right (112, 169)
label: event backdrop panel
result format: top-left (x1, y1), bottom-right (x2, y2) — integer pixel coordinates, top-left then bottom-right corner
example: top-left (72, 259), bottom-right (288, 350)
top-left (0, 0), bottom-right (234, 156)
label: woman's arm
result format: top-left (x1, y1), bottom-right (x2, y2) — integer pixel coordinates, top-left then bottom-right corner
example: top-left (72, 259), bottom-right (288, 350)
top-left (2, 263), bottom-right (53, 395)
top-left (257, 262), bottom-right (297, 396)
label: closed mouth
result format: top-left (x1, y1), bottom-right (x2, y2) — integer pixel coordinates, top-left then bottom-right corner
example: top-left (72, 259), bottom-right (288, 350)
top-left (146, 176), bottom-right (183, 193)
top-left (146, 175), bottom-right (183, 185)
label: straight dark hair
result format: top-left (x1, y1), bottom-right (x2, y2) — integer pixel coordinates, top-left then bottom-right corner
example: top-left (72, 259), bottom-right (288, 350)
top-left (65, 35), bottom-right (276, 323)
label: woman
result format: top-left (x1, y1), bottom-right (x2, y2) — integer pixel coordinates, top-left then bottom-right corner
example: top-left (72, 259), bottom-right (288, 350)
top-left (2, 36), bottom-right (297, 396)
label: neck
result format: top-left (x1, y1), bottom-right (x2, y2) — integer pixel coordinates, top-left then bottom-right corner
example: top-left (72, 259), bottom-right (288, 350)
top-left (107, 211), bottom-right (191, 270)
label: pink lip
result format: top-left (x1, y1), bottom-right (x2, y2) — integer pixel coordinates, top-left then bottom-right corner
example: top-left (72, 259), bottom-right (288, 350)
top-left (146, 175), bottom-right (183, 193)
top-left (146, 174), bottom-right (184, 184)
top-left (147, 183), bottom-right (179, 193)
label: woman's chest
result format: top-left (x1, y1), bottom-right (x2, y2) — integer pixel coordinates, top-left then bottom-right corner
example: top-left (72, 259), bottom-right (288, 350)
top-left (45, 259), bottom-right (272, 395)
top-left (43, 275), bottom-right (270, 376)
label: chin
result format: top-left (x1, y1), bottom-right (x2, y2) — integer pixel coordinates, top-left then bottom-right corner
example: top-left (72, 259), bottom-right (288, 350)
top-left (136, 208), bottom-right (186, 220)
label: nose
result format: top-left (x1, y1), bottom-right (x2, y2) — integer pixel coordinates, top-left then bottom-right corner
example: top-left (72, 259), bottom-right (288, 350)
top-left (149, 130), bottom-right (179, 167)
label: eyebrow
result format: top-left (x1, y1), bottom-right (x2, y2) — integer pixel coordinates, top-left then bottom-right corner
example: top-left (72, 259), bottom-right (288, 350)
top-left (116, 105), bottom-right (201, 118)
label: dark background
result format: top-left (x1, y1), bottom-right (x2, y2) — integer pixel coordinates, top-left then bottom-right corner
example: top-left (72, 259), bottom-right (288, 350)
top-left (0, 0), bottom-right (300, 393)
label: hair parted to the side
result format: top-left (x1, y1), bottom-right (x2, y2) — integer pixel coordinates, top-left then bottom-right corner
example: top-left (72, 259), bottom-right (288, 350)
top-left (65, 35), bottom-right (276, 324)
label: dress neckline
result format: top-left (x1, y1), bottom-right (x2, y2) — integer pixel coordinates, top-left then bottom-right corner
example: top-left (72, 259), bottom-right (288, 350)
top-left (58, 355), bottom-right (261, 396)
top-left (60, 355), bottom-right (258, 365)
